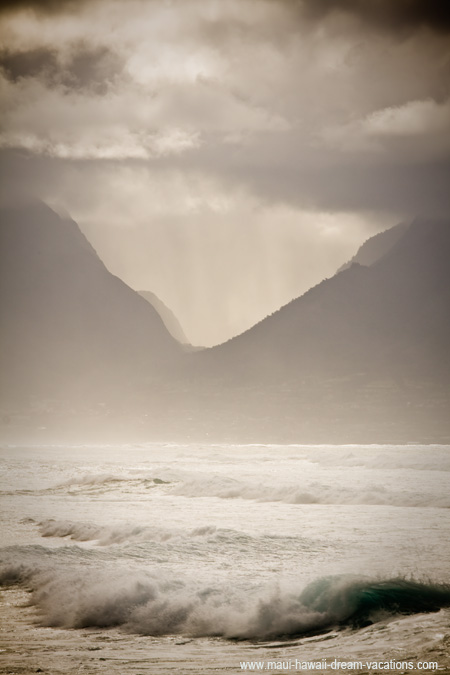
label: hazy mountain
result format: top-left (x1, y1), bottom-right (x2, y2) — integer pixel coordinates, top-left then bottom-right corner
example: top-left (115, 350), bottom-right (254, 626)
top-left (197, 218), bottom-right (450, 385)
top-left (176, 218), bottom-right (449, 443)
top-left (1, 202), bottom-right (448, 443)
top-left (336, 222), bottom-right (410, 273)
top-left (138, 290), bottom-right (191, 346)
top-left (0, 200), bottom-right (182, 406)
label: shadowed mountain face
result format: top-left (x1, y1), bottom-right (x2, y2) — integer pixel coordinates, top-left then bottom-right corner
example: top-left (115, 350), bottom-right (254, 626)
top-left (0, 200), bottom-right (182, 405)
top-left (197, 219), bottom-right (450, 385)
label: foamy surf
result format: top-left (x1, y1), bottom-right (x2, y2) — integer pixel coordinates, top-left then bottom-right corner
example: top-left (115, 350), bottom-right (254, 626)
top-left (171, 475), bottom-right (450, 508)
top-left (1, 557), bottom-right (449, 640)
top-left (38, 519), bottom-right (224, 545)
top-left (1, 443), bottom-right (449, 673)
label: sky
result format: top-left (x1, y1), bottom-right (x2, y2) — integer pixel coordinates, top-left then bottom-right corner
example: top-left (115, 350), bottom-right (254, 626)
top-left (1, 0), bottom-right (449, 346)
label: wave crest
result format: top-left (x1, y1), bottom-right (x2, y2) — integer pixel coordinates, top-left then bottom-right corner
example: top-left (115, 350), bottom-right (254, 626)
top-left (38, 519), bottom-right (220, 545)
top-left (171, 476), bottom-right (450, 508)
top-left (1, 561), bottom-right (449, 640)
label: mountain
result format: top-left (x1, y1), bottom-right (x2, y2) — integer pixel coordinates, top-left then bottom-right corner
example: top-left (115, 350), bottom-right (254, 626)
top-left (180, 218), bottom-right (450, 442)
top-left (1, 202), bottom-right (448, 443)
top-left (198, 218), bottom-right (450, 384)
top-left (336, 222), bottom-right (410, 273)
top-left (138, 290), bottom-right (191, 346)
top-left (0, 200), bottom-right (182, 407)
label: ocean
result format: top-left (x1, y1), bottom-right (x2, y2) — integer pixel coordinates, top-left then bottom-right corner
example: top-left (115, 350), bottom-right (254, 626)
top-left (1, 443), bottom-right (450, 674)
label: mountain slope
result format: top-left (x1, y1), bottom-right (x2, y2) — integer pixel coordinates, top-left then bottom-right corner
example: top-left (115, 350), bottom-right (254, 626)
top-left (197, 218), bottom-right (450, 384)
top-left (337, 222), bottom-right (410, 273)
top-left (0, 200), bottom-right (182, 405)
top-left (138, 290), bottom-right (190, 345)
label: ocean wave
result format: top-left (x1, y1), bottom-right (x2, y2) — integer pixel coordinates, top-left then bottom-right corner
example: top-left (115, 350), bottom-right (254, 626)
top-left (171, 476), bottom-right (450, 508)
top-left (40, 473), bottom-right (173, 497)
top-left (1, 561), bottom-right (449, 639)
top-left (302, 447), bottom-right (450, 472)
top-left (43, 469), bottom-right (450, 508)
top-left (59, 473), bottom-right (171, 488)
top-left (38, 519), bottom-right (223, 546)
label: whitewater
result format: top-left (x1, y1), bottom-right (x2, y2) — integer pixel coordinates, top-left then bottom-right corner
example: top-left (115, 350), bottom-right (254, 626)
top-left (1, 443), bottom-right (449, 674)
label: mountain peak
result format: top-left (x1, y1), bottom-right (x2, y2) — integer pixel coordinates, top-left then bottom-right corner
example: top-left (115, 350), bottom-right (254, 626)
top-left (337, 222), bottom-right (410, 273)
top-left (0, 201), bottom-right (182, 405)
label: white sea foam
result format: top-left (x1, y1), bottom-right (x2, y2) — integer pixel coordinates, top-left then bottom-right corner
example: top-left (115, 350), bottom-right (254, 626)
top-left (58, 472), bottom-right (171, 488)
top-left (0, 562), bottom-right (322, 637)
top-left (38, 519), bottom-right (221, 545)
top-left (1, 559), bottom-right (449, 640)
top-left (49, 471), bottom-right (450, 508)
top-left (302, 447), bottom-right (450, 472)
top-left (2, 443), bottom-right (449, 668)
top-left (170, 476), bottom-right (450, 508)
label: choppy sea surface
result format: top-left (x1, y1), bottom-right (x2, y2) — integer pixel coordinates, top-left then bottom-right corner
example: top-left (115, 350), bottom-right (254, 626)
top-left (1, 443), bottom-right (450, 674)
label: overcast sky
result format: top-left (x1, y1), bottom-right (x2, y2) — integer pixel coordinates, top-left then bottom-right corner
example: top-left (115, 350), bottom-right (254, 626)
top-left (1, 0), bottom-right (449, 345)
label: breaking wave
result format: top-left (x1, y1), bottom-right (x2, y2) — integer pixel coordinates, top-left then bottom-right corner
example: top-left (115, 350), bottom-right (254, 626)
top-left (171, 476), bottom-right (450, 508)
top-left (58, 473), bottom-right (171, 489)
top-left (38, 519), bottom-right (223, 546)
top-left (47, 471), bottom-right (449, 508)
top-left (301, 446), bottom-right (450, 472)
top-left (1, 561), bottom-right (449, 640)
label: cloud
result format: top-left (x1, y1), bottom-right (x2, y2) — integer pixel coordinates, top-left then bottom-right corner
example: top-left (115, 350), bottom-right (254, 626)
top-left (1, 0), bottom-right (449, 213)
top-left (0, 129), bottom-right (200, 161)
top-left (0, 65), bottom-right (285, 159)
top-left (0, 46), bottom-right (57, 80)
top-left (0, 0), bottom-right (94, 15)
top-left (0, 43), bottom-right (123, 95)
top-left (1, 0), bottom-right (450, 345)
top-left (320, 97), bottom-right (450, 164)
top-left (0, 6), bottom-right (290, 161)
top-left (365, 98), bottom-right (450, 137)
top-left (296, 0), bottom-right (450, 34)
top-left (7, 0), bottom-right (448, 34)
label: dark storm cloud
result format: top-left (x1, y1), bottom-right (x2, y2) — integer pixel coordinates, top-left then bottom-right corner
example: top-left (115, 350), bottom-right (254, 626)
top-left (260, 160), bottom-right (450, 217)
top-left (2, 139), bottom-right (449, 220)
top-left (180, 138), bottom-right (450, 218)
top-left (298, 0), bottom-right (450, 34)
top-left (0, 46), bottom-right (58, 81)
top-left (66, 45), bottom-right (123, 92)
top-left (0, 0), bottom-right (93, 14)
top-left (2, 0), bottom-right (450, 34)
top-left (0, 44), bottom-right (123, 93)
top-left (1, 0), bottom-right (449, 218)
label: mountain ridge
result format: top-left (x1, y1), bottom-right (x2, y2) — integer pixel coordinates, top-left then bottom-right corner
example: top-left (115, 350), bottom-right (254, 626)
top-left (195, 218), bottom-right (450, 384)
top-left (337, 222), bottom-right (410, 273)
top-left (1, 202), bottom-right (449, 442)
top-left (0, 199), bottom-right (182, 405)
top-left (138, 290), bottom-right (192, 346)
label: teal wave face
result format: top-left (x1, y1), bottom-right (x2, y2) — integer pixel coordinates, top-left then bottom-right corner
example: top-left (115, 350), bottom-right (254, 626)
top-left (300, 576), bottom-right (450, 629)
top-left (1, 552), bottom-right (450, 639)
